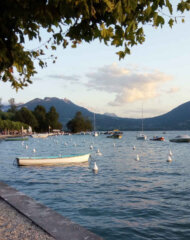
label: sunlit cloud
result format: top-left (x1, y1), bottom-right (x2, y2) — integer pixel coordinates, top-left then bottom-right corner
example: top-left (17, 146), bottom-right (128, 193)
top-left (86, 63), bottom-right (172, 106)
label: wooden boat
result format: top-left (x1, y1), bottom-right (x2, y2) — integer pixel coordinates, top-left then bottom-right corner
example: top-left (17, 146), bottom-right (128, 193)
top-left (16, 153), bottom-right (90, 166)
top-left (5, 137), bottom-right (28, 141)
top-left (150, 136), bottom-right (165, 141)
top-left (169, 135), bottom-right (190, 143)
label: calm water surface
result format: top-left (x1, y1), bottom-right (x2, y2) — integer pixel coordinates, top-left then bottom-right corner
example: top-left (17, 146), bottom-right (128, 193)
top-left (0, 131), bottom-right (190, 239)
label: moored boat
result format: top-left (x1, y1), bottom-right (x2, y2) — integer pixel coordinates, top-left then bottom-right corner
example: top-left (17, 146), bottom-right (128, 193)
top-left (169, 135), bottom-right (190, 143)
top-left (16, 153), bottom-right (90, 166)
top-left (5, 137), bottom-right (28, 141)
top-left (136, 133), bottom-right (147, 140)
top-left (107, 130), bottom-right (123, 139)
top-left (150, 136), bottom-right (165, 141)
top-left (31, 133), bottom-right (49, 138)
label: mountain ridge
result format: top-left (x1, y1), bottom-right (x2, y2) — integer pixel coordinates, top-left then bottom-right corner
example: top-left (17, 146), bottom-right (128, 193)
top-left (18, 98), bottom-right (190, 130)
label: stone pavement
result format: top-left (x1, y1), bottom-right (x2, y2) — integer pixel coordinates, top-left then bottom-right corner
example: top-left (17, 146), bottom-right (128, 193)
top-left (0, 182), bottom-right (103, 240)
top-left (0, 198), bottom-right (54, 240)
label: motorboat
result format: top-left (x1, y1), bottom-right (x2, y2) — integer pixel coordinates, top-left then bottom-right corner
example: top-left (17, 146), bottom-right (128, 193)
top-left (169, 135), bottom-right (190, 143)
top-left (16, 153), bottom-right (90, 166)
top-left (150, 136), bottom-right (165, 141)
top-left (107, 130), bottom-right (123, 139)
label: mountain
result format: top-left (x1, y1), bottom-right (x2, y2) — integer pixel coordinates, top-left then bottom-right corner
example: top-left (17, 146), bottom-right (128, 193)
top-left (104, 112), bottom-right (118, 117)
top-left (20, 97), bottom-right (190, 130)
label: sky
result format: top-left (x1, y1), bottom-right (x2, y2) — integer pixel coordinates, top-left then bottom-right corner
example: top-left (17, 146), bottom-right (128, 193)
top-left (1, 7), bottom-right (190, 118)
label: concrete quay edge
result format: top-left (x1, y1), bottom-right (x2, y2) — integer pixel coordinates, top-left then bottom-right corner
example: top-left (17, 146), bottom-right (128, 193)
top-left (0, 181), bottom-right (103, 240)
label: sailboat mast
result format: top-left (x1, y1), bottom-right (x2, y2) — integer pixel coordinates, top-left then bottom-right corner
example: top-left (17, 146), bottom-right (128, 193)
top-left (94, 113), bottom-right (96, 131)
top-left (142, 104), bottom-right (144, 133)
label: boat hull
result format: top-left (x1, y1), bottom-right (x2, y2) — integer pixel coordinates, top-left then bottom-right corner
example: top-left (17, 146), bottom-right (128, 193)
top-left (5, 137), bottom-right (28, 141)
top-left (150, 137), bottom-right (165, 141)
top-left (31, 134), bottom-right (49, 138)
top-left (136, 135), bottom-right (147, 140)
top-left (170, 138), bottom-right (190, 143)
top-left (17, 153), bottom-right (90, 166)
top-left (107, 134), bottom-right (122, 139)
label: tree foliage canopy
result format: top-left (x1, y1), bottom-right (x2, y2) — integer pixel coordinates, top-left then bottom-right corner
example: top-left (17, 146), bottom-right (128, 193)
top-left (67, 111), bottom-right (92, 133)
top-left (0, 0), bottom-right (189, 89)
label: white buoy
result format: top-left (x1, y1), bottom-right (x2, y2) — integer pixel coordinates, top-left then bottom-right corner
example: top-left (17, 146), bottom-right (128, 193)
top-left (90, 145), bottom-right (93, 150)
top-left (136, 154), bottom-right (140, 161)
top-left (133, 145), bottom-right (136, 150)
top-left (113, 143), bottom-right (116, 147)
top-left (96, 149), bottom-right (102, 156)
top-left (25, 145), bottom-right (28, 149)
top-left (93, 162), bottom-right (98, 172)
top-left (33, 148), bottom-right (36, 153)
top-left (64, 142), bottom-right (68, 146)
top-left (169, 150), bottom-right (172, 156)
top-left (167, 155), bottom-right (172, 162)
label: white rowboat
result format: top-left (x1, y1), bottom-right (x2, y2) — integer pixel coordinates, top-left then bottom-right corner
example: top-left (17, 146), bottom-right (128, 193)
top-left (16, 153), bottom-right (90, 166)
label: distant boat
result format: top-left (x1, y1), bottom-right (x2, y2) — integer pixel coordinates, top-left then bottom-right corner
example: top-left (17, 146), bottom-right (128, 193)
top-left (5, 137), bottom-right (28, 141)
top-left (107, 130), bottom-right (123, 139)
top-left (31, 133), bottom-right (49, 138)
top-left (150, 136), bottom-right (165, 141)
top-left (169, 135), bottom-right (190, 143)
top-left (16, 153), bottom-right (90, 166)
top-left (136, 133), bottom-right (147, 140)
top-left (137, 104), bottom-right (147, 140)
top-left (93, 113), bottom-right (99, 137)
top-left (93, 132), bottom-right (99, 137)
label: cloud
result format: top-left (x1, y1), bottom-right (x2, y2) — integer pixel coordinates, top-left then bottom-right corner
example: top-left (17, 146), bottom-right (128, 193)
top-left (86, 63), bottom-right (172, 106)
top-left (47, 74), bottom-right (80, 83)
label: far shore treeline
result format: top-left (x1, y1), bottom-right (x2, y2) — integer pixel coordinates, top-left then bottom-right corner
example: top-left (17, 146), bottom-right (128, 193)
top-left (0, 98), bottom-right (92, 134)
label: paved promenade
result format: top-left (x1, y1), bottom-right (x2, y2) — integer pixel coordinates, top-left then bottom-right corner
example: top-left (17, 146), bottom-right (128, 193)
top-left (0, 182), bottom-right (103, 240)
top-left (0, 198), bottom-right (54, 240)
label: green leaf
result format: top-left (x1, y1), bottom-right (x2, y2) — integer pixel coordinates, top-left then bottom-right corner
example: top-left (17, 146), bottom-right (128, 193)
top-left (168, 18), bottom-right (174, 28)
top-left (166, 0), bottom-right (173, 14)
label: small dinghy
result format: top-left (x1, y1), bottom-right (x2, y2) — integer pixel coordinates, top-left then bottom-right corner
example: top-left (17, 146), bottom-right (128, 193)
top-left (16, 153), bottom-right (90, 166)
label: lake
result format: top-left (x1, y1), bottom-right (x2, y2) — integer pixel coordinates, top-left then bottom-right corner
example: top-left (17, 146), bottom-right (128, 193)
top-left (0, 131), bottom-right (190, 239)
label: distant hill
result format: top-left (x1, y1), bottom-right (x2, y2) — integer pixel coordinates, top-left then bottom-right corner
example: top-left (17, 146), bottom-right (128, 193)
top-left (19, 97), bottom-right (190, 130)
top-left (103, 112), bottom-right (118, 117)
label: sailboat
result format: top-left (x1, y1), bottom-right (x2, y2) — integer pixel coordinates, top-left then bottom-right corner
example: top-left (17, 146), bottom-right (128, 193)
top-left (136, 104), bottom-right (147, 140)
top-left (93, 113), bottom-right (99, 137)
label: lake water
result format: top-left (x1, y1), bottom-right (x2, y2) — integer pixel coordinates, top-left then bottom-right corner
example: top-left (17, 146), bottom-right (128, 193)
top-left (0, 131), bottom-right (190, 240)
